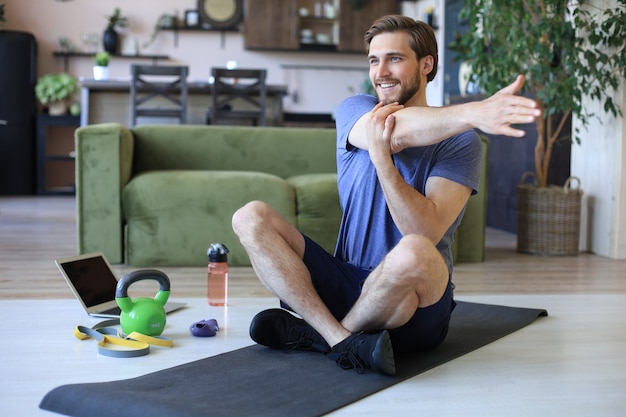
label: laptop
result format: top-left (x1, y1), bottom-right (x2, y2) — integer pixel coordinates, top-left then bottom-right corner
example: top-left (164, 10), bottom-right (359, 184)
top-left (55, 252), bottom-right (186, 318)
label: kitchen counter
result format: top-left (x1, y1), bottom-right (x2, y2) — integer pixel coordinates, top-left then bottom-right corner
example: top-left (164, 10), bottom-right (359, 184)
top-left (79, 78), bottom-right (288, 126)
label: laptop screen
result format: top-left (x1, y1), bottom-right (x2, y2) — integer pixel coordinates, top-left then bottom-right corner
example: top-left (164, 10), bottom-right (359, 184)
top-left (58, 256), bottom-right (118, 308)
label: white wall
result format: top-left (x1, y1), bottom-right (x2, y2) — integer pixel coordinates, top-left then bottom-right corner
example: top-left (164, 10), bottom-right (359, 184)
top-left (401, 0), bottom-right (445, 106)
top-left (570, 0), bottom-right (626, 259)
top-left (572, 77), bottom-right (626, 259)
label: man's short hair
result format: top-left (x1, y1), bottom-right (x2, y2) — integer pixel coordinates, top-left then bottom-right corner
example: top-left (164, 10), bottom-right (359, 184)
top-left (364, 15), bottom-right (439, 82)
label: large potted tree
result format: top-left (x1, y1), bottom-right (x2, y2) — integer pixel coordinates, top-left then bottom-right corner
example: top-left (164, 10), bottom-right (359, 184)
top-left (452, 0), bottom-right (626, 255)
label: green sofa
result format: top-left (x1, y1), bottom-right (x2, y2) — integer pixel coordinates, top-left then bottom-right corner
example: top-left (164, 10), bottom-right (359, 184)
top-left (75, 123), bottom-right (488, 266)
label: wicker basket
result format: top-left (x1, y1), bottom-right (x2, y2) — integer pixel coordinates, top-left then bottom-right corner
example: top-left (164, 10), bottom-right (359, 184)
top-left (517, 173), bottom-right (582, 256)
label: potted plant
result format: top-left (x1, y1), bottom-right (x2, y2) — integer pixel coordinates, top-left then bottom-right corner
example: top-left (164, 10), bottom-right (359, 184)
top-left (93, 52), bottom-right (110, 80)
top-left (452, 0), bottom-right (626, 255)
top-left (35, 73), bottom-right (79, 116)
top-left (102, 7), bottom-right (128, 54)
top-left (142, 12), bottom-right (177, 49)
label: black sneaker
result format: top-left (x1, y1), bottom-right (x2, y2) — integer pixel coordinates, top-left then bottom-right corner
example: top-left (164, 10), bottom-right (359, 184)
top-left (328, 330), bottom-right (396, 376)
top-left (249, 308), bottom-right (330, 353)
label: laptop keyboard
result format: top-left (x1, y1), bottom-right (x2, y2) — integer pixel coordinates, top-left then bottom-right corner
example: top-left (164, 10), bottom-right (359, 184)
top-left (101, 306), bottom-right (121, 316)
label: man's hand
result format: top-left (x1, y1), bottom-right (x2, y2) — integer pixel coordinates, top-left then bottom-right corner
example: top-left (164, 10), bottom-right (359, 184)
top-left (471, 75), bottom-right (541, 137)
top-left (365, 101), bottom-right (403, 166)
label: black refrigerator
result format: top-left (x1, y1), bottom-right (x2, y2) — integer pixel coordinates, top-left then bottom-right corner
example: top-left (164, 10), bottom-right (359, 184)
top-left (0, 30), bottom-right (37, 195)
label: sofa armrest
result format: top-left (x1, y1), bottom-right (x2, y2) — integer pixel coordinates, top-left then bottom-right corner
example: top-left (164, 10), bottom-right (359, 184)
top-left (75, 123), bottom-right (134, 263)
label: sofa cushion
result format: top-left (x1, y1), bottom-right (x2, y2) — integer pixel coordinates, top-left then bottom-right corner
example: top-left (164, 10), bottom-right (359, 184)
top-left (122, 170), bottom-right (296, 266)
top-left (287, 174), bottom-right (341, 255)
top-left (130, 125), bottom-right (337, 179)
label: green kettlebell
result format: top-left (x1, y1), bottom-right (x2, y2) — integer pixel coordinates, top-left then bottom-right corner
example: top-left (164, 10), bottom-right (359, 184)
top-left (115, 269), bottom-right (170, 336)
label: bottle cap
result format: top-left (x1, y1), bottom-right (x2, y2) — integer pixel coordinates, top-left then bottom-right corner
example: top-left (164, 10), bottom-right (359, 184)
top-left (207, 243), bottom-right (229, 262)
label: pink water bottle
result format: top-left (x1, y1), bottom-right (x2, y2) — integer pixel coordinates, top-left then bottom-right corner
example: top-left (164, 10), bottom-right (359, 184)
top-left (207, 243), bottom-right (229, 306)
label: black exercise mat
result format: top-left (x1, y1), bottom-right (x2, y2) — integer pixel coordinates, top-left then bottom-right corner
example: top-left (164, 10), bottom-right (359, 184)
top-left (40, 301), bottom-right (547, 417)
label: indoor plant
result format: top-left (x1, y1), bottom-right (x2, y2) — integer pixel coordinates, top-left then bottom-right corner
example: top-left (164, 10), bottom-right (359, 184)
top-left (93, 52), bottom-right (110, 80)
top-left (102, 7), bottom-right (128, 54)
top-left (34, 73), bottom-right (78, 116)
top-left (142, 12), bottom-right (177, 49)
top-left (452, 0), bottom-right (626, 254)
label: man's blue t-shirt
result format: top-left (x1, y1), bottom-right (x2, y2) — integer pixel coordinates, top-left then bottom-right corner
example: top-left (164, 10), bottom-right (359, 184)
top-left (334, 94), bottom-right (483, 274)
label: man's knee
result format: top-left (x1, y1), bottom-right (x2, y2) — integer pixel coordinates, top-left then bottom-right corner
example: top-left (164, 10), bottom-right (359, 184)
top-left (232, 200), bottom-right (269, 237)
top-left (393, 234), bottom-right (438, 271)
top-left (384, 234), bottom-right (447, 285)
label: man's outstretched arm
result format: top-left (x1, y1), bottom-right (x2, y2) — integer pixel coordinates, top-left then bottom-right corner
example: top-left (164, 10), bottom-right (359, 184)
top-left (349, 75), bottom-right (541, 152)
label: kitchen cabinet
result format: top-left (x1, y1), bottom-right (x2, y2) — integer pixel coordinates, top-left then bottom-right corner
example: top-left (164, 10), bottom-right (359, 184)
top-left (338, 0), bottom-right (400, 52)
top-left (244, 0), bottom-right (299, 50)
top-left (244, 0), bottom-right (399, 53)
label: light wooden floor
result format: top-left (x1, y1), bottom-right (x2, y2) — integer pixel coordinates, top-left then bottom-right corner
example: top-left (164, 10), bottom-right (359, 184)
top-left (2, 196), bottom-right (625, 416)
top-left (1, 196), bottom-right (625, 300)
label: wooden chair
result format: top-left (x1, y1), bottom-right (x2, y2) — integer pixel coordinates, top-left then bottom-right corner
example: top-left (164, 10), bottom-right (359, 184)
top-left (206, 68), bottom-right (267, 126)
top-left (130, 65), bottom-right (188, 126)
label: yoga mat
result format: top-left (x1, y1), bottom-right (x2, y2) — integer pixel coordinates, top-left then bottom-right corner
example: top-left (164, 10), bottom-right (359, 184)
top-left (40, 301), bottom-right (547, 417)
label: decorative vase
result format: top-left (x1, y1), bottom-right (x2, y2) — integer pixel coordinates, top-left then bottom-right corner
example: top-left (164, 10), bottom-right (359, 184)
top-left (517, 173), bottom-right (583, 256)
top-left (48, 101), bottom-right (67, 116)
top-left (102, 29), bottom-right (118, 55)
top-left (93, 66), bottom-right (110, 80)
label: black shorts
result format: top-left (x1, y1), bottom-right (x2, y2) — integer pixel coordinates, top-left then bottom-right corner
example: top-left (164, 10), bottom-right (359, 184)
top-left (287, 235), bottom-right (456, 352)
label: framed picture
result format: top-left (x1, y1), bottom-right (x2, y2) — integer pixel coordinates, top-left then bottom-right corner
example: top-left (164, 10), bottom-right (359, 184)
top-left (185, 10), bottom-right (200, 28)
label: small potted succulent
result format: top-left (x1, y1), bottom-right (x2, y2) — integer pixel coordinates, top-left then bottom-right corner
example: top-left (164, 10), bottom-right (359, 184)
top-left (93, 52), bottom-right (110, 80)
top-left (34, 73), bottom-right (78, 115)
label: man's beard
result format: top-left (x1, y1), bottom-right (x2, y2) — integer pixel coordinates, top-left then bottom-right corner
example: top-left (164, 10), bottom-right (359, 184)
top-left (377, 74), bottom-right (421, 105)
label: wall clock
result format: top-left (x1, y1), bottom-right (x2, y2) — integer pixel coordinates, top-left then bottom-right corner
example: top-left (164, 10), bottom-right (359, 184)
top-left (197, 0), bottom-right (243, 30)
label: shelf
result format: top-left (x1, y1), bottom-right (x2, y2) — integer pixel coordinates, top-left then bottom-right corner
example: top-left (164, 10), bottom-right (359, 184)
top-left (53, 52), bottom-right (169, 59)
top-left (36, 113), bottom-right (81, 125)
top-left (299, 43), bottom-right (337, 52)
top-left (160, 25), bottom-right (239, 48)
top-left (36, 114), bottom-right (80, 195)
top-left (281, 64), bottom-right (367, 71)
top-left (161, 25), bottom-right (239, 32)
top-left (46, 155), bottom-right (75, 161)
top-left (53, 52), bottom-right (170, 72)
top-left (43, 185), bottom-right (76, 195)
top-left (300, 17), bottom-right (338, 24)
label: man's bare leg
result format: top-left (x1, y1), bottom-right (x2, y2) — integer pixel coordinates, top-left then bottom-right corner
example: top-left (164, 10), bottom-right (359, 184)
top-left (232, 200), bottom-right (351, 346)
top-left (233, 202), bottom-right (447, 375)
top-left (340, 234), bottom-right (449, 334)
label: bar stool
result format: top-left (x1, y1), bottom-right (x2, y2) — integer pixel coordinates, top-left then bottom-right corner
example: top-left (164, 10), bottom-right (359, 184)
top-left (206, 68), bottom-right (267, 126)
top-left (130, 65), bottom-right (188, 126)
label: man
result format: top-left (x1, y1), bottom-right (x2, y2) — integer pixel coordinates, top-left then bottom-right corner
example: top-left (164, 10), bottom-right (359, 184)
top-left (232, 15), bottom-right (540, 376)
